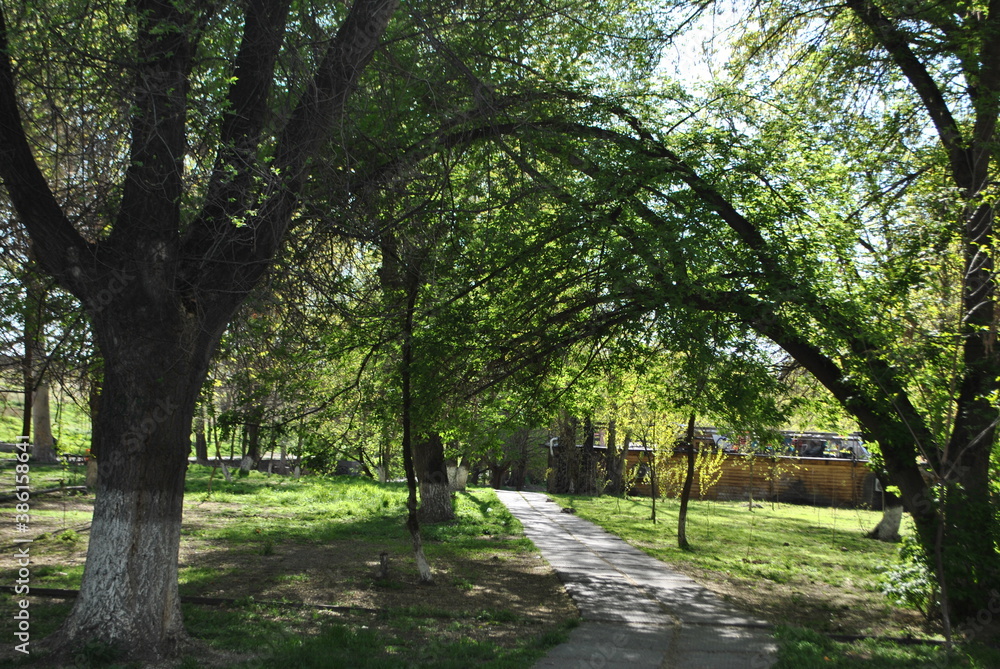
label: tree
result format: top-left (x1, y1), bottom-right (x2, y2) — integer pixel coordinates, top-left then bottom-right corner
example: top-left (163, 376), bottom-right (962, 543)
top-left (495, 0), bottom-right (1000, 618)
top-left (713, 0), bottom-right (1000, 623)
top-left (0, 0), bottom-right (398, 658)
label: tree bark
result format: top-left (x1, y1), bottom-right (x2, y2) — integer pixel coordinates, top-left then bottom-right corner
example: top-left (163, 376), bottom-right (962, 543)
top-left (677, 413), bottom-right (696, 549)
top-left (415, 432), bottom-right (454, 522)
top-left (604, 419), bottom-right (626, 496)
top-left (52, 316), bottom-right (212, 660)
top-left (31, 380), bottom-right (58, 464)
top-left (577, 414), bottom-right (599, 495)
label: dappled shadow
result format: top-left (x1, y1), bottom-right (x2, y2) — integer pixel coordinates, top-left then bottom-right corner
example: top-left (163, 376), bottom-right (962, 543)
top-left (176, 524), bottom-right (577, 624)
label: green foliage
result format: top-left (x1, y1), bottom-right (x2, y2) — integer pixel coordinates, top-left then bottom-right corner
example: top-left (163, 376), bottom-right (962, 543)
top-left (876, 536), bottom-right (938, 621)
top-left (58, 528), bottom-right (81, 544)
top-left (73, 639), bottom-right (121, 668)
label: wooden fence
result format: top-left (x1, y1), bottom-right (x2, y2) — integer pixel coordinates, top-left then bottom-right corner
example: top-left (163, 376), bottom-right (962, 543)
top-left (628, 452), bottom-right (879, 509)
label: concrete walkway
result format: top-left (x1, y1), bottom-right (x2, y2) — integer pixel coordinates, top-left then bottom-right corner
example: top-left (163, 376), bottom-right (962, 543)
top-left (495, 489), bottom-right (778, 669)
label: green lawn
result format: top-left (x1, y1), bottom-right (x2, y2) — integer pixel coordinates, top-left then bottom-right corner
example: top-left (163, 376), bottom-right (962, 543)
top-left (548, 493), bottom-right (1000, 669)
top-left (0, 393), bottom-right (92, 455)
top-left (0, 466), bottom-right (576, 668)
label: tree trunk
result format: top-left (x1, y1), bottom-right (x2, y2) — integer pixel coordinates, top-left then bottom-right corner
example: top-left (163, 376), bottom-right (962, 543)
top-left (20, 339), bottom-right (31, 441)
top-left (31, 380), bottom-right (59, 463)
top-left (246, 417), bottom-right (261, 465)
top-left (550, 411), bottom-right (577, 493)
top-left (88, 372), bottom-right (101, 459)
top-left (415, 432), bottom-right (454, 523)
top-left (577, 414), bottom-right (599, 495)
top-left (488, 461), bottom-right (510, 488)
top-left (400, 282), bottom-right (433, 583)
top-left (52, 319), bottom-right (212, 661)
top-left (647, 443), bottom-right (657, 524)
top-left (869, 505), bottom-right (904, 543)
top-left (677, 413), bottom-right (696, 550)
top-left (507, 429), bottom-right (530, 490)
top-left (604, 419), bottom-right (626, 496)
top-left (379, 424), bottom-right (392, 482)
top-left (241, 418), bottom-right (260, 473)
top-left (194, 410), bottom-right (208, 464)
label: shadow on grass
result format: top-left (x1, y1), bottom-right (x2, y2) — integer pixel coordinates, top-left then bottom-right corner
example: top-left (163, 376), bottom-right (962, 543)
top-left (774, 626), bottom-right (1000, 668)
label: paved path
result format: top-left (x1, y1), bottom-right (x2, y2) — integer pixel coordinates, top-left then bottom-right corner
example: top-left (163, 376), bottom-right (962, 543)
top-left (495, 489), bottom-right (778, 669)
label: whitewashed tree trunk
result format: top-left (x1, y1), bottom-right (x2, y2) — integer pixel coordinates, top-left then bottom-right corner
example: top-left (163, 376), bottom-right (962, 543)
top-left (59, 489), bottom-right (186, 654)
top-left (419, 479), bottom-right (454, 522)
top-left (53, 334), bottom-right (198, 660)
top-left (869, 505), bottom-right (904, 542)
top-left (31, 380), bottom-right (58, 463)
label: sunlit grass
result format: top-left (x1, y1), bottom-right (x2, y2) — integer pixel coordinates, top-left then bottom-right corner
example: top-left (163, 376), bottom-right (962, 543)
top-left (549, 493), bottom-right (905, 590)
top-left (550, 492), bottom-right (1000, 667)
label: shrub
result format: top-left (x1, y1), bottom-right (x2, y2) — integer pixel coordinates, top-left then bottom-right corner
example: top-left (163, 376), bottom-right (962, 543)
top-left (876, 535), bottom-right (938, 621)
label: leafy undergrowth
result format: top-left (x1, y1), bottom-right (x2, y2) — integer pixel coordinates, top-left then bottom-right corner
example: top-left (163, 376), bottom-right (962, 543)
top-left (549, 493), bottom-right (1000, 667)
top-left (0, 465), bottom-right (577, 668)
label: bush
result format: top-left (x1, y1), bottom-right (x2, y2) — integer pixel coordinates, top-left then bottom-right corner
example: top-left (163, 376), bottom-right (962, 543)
top-left (877, 536), bottom-right (938, 621)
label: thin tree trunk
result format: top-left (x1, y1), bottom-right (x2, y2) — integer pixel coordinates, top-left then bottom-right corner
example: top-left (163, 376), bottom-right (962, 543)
top-left (401, 281), bottom-right (433, 583)
top-left (194, 408), bottom-right (208, 464)
top-left (677, 413), bottom-right (696, 549)
top-left (647, 441), bottom-right (656, 524)
top-left (20, 337), bottom-right (31, 440)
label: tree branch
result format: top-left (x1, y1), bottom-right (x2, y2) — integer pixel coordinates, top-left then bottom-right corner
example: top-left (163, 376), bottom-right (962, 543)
top-left (0, 5), bottom-right (93, 294)
top-left (111, 0), bottom-right (199, 250)
top-left (845, 0), bottom-right (970, 187)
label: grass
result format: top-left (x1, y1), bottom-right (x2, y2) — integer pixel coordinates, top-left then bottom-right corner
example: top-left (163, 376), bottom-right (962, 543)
top-left (548, 493), bottom-right (1000, 668)
top-left (0, 465), bottom-right (577, 667)
top-left (772, 626), bottom-right (1000, 668)
top-left (0, 392), bottom-right (92, 455)
top-left (550, 494), bottom-right (905, 597)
